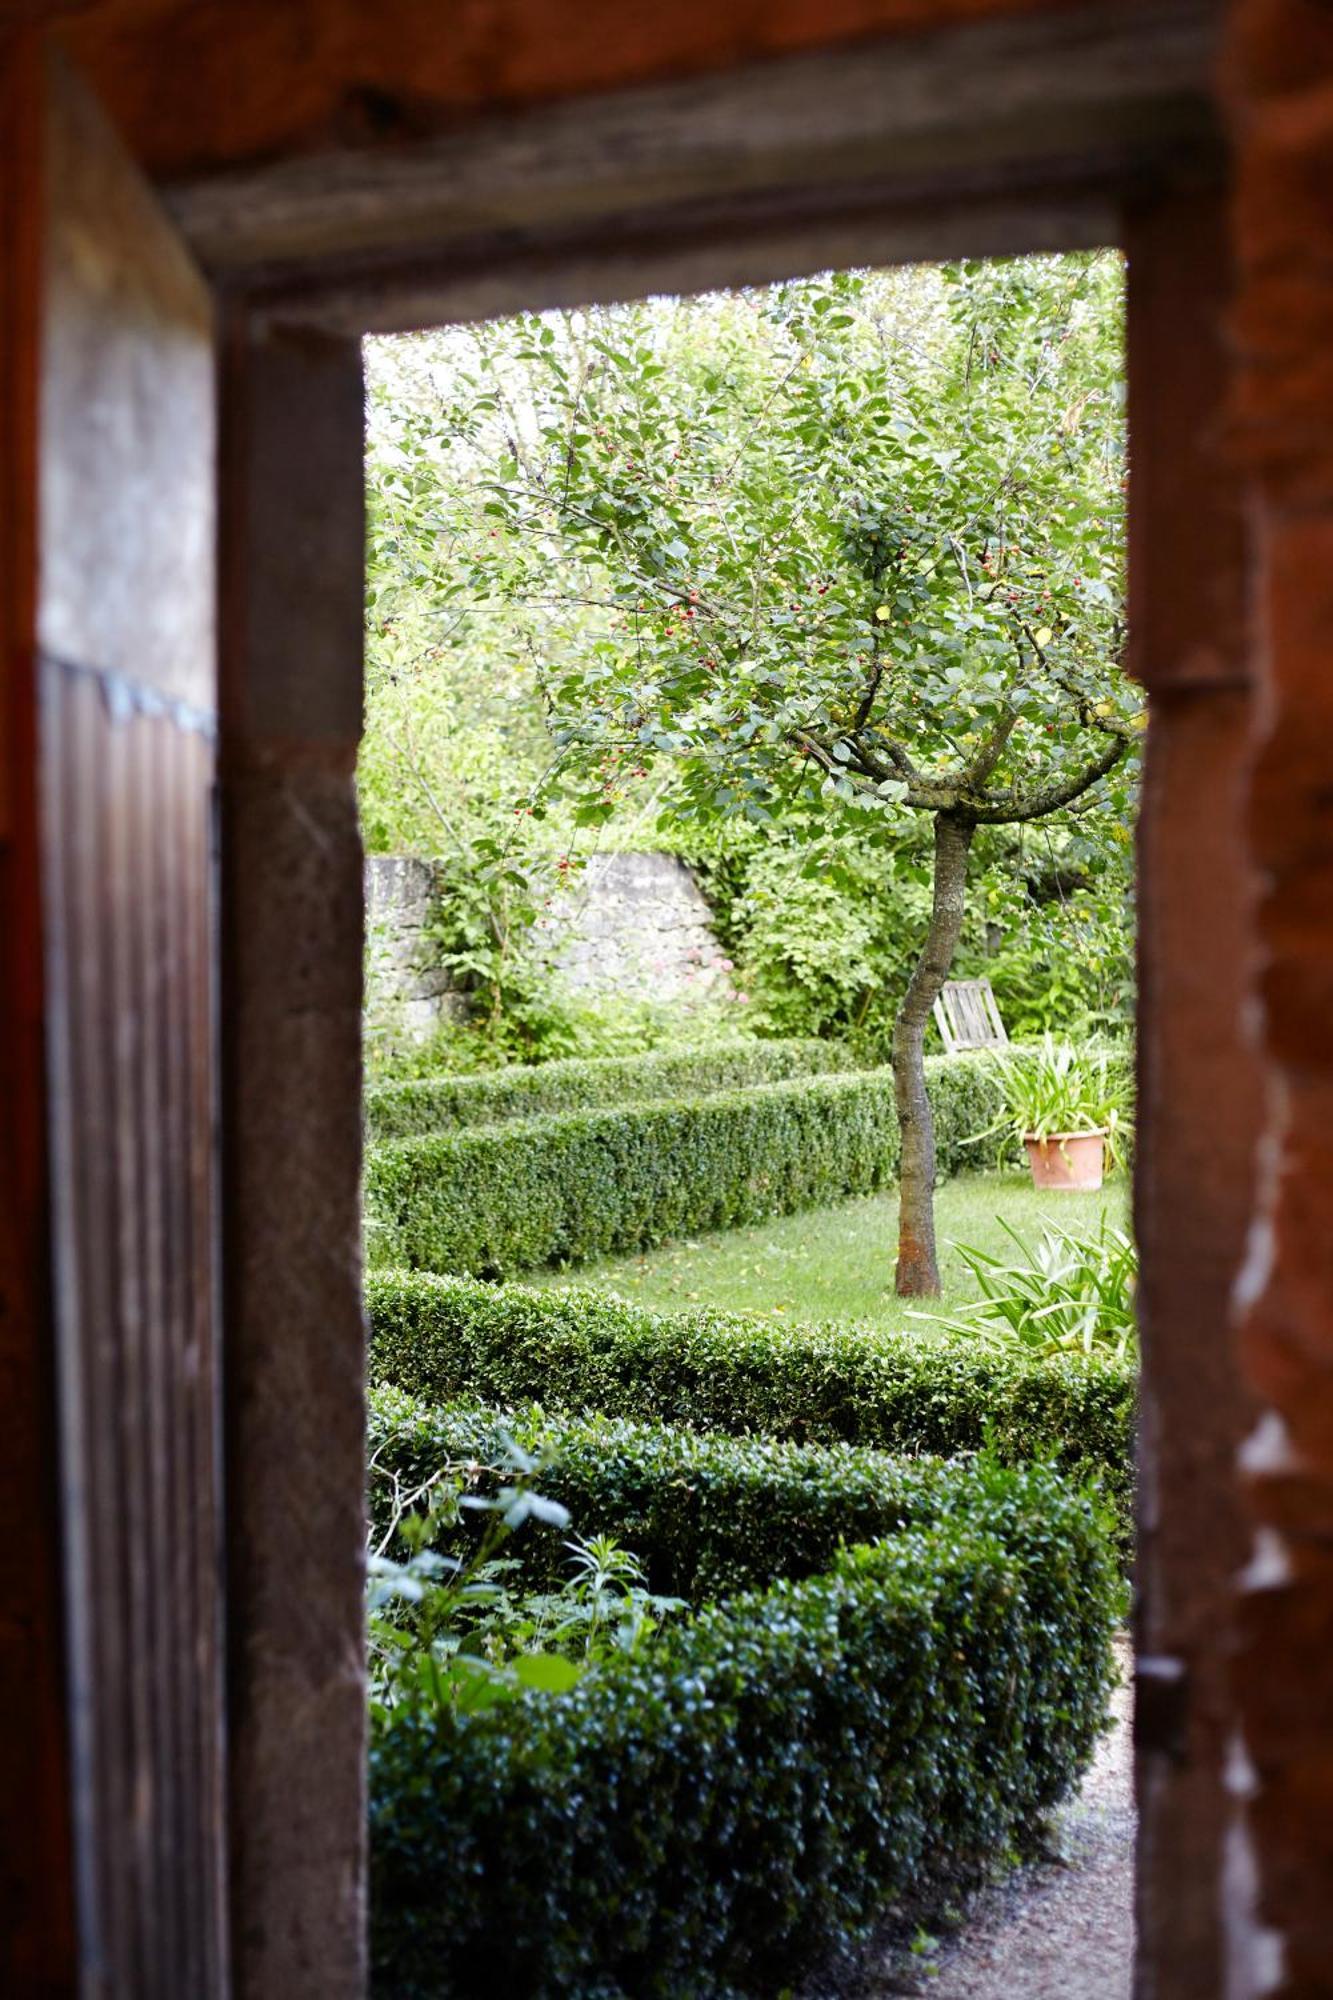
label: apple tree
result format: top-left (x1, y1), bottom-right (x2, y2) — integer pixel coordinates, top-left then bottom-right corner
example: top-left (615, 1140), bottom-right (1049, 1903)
top-left (434, 255), bottom-right (1137, 1291)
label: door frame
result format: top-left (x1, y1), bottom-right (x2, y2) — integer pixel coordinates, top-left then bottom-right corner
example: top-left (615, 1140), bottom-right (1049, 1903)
top-left (9, 10), bottom-right (1256, 1995)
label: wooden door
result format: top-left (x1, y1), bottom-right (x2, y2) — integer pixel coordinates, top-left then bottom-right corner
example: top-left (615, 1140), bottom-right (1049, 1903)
top-left (4, 47), bottom-right (228, 1998)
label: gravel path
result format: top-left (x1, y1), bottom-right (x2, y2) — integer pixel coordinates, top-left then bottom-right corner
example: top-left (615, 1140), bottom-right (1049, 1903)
top-left (805, 1641), bottom-right (1135, 2000)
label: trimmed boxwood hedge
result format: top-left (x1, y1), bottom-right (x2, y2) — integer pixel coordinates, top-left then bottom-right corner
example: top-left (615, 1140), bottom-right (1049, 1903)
top-left (367, 1385), bottom-right (1102, 1602)
top-left (365, 1037), bottom-right (846, 1144)
top-left (369, 1452), bottom-right (1119, 1999)
top-left (366, 1271), bottom-right (1136, 1550)
top-left (364, 1053), bottom-right (1014, 1277)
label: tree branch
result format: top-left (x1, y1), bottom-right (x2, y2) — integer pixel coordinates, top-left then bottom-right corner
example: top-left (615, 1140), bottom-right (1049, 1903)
top-left (961, 704), bottom-right (1019, 788)
top-left (1020, 621), bottom-right (1138, 743)
top-left (796, 727), bottom-right (955, 810)
top-left (967, 731), bottom-right (1130, 825)
top-left (852, 656), bottom-right (886, 731)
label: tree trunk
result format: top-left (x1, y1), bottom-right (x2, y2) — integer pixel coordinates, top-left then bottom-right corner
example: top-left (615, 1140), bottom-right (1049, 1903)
top-left (891, 809), bottom-right (975, 1296)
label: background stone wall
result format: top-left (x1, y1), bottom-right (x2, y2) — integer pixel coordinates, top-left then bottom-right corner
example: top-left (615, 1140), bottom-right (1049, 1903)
top-left (365, 850), bottom-right (733, 1038)
top-left (365, 855), bottom-right (462, 1041)
top-left (533, 850), bottom-right (734, 1000)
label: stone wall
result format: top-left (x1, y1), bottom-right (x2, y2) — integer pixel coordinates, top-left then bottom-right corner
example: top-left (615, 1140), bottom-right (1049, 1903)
top-left (364, 850), bottom-right (733, 1038)
top-left (533, 851), bottom-right (734, 1000)
top-left (364, 856), bottom-right (463, 1041)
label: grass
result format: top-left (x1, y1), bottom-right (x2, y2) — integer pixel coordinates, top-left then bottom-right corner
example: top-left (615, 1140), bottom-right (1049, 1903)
top-left (530, 1170), bottom-right (1127, 1335)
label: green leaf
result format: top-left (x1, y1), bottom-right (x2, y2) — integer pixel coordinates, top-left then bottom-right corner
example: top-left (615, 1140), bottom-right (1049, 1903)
top-left (512, 1652), bottom-right (584, 1694)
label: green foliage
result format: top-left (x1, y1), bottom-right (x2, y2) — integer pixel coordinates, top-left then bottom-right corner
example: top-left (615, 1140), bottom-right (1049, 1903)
top-left (365, 1269), bottom-right (1136, 1550)
top-left (716, 830), bottom-right (935, 1060)
top-left (364, 1056), bottom-right (1015, 1277)
top-left (444, 260), bottom-right (1135, 841)
top-left (368, 1387), bottom-right (1032, 1603)
top-left (367, 987), bottom-right (759, 1081)
top-left (369, 1453), bottom-right (1120, 1998)
top-left (694, 814), bottom-right (1135, 1063)
top-left (982, 1034), bottom-right (1133, 1167)
top-left (370, 1518), bottom-right (680, 1721)
top-left (971, 843), bottom-right (1135, 1042)
top-left (361, 259), bottom-right (1137, 1071)
top-left (366, 1071), bottom-right (894, 1275)
top-left (357, 669), bottom-right (569, 1056)
top-left (917, 1216), bottom-right (1137, 1364)
top-left (362, 330), bottom-right (698, 1065)
top-left (366, 1432), bottom-right (588, 1720)
top-left (365, 1036), bottom-right (848, 1143)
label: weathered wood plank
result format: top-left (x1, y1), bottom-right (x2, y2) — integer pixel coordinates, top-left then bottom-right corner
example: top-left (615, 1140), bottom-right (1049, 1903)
top-left (163, 0), bottom-right (1220, 294)
top-left (251, 169), bottom-right (1125, 339)
top-left (0, 27), bottom-right (79, 1996)
top-left (36, 51), bottom-right (228, 1999)
top-left (55, 0), bottom-right (1219, 190)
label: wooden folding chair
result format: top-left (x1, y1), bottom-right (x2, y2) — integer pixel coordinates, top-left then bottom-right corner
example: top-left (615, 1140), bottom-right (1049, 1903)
top-left (933, 978), bottom-right (1010, 1053)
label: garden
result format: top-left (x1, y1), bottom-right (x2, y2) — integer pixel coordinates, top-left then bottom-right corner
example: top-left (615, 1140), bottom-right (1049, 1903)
top-left (360, 253), bottom-right (1138, 1996)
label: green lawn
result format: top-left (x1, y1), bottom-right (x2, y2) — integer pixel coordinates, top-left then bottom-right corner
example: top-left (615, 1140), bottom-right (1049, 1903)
top-left (531, 1170), bottom-right (1127, 1334)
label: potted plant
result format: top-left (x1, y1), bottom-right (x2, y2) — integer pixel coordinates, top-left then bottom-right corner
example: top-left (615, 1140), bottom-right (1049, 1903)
top-left (984, 1036), bottom-right (1131, 1191)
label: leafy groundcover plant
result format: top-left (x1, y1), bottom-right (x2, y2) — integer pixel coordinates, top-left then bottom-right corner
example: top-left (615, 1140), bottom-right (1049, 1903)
top-left (369, 1443), bottom-right (1120, 1999)
top-left (918, 1215), bottom-right (1137, 1364)
top-left (367, 1427), bottom-right (685, 1721)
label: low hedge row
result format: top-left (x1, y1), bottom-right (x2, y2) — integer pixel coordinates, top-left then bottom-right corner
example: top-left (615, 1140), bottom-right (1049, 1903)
top-left (365, 1037), bottom-right (846, 1143)
top-left (366, 1271), bottom-right (1136, 1549)
top-left (368, 1386), bottom-right (1096, 1602)
top-left (370, 1453), bottom-right (1119, 1998)
top-left (364, 1052), bottom-right (1013, 1277)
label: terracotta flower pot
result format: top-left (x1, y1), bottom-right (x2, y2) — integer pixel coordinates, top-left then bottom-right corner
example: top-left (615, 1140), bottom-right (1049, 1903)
top-left (1024, 1130), bottom-right (1106, 1192)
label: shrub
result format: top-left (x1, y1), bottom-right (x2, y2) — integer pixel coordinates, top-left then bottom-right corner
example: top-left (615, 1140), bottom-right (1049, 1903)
top-left (368, 987), bottom-right (771, 1081)
top-left (365, 1272), bottom-right (1136, 1550)
top-left (364, 1052), bottom-right (1016, 1277)
top-left (369, 1454), bottom-right (1119, 1998)
top-left (367, 1386), bottom-right (1059, 1602)
top-left (364, 1037), bottom-right (847, 1143)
